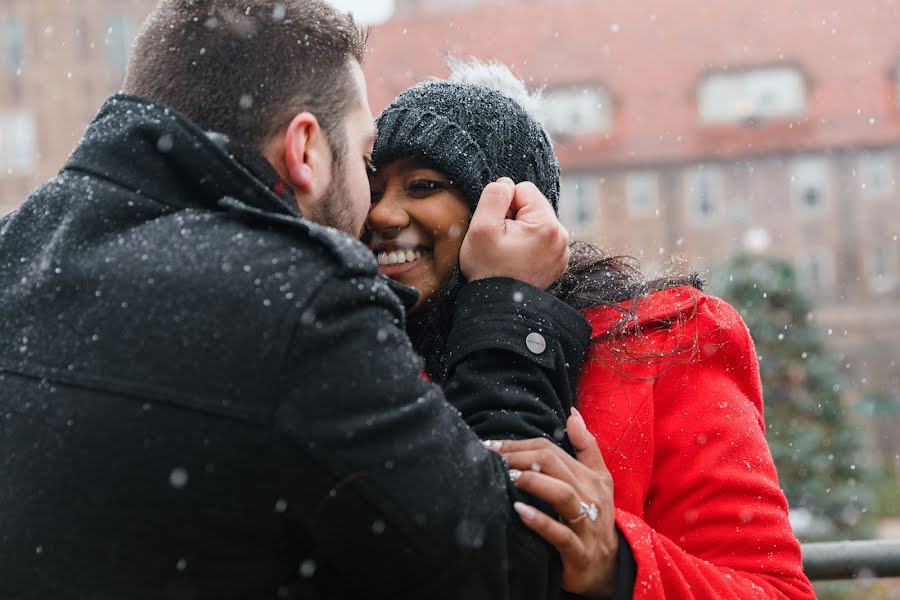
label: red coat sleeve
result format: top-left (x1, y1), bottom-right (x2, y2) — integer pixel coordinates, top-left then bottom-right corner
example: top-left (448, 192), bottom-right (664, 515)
top-left (612, 296), bottom-right (814, 599)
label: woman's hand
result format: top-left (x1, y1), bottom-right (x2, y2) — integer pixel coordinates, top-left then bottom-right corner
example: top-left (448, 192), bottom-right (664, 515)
top-left (488, 408), bottom-right (619, 598)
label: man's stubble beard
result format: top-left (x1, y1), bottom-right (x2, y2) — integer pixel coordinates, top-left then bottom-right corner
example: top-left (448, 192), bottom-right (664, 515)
top-left (319, 148), bottom-right (365, 239)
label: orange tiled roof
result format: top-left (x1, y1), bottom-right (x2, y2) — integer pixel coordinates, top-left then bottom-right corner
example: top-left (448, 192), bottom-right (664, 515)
top-left (364, 0), bottom-right (900, 169)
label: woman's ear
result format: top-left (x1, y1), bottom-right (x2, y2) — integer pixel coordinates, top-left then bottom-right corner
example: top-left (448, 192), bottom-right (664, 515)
top-left (283, 112), bottom-right (329, 195)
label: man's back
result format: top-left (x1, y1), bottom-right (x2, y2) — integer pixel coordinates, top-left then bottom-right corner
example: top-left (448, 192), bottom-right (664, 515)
top-left (0, 95), bottom-right (363, 597)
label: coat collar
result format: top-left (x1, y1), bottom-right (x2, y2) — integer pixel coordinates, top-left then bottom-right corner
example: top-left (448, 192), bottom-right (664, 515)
top-left (65, 93), bottom-right (298, 218)
top-left (63, 94), bottom-right (417, 312)
top-left (582, 285), bottom-right (704, 338)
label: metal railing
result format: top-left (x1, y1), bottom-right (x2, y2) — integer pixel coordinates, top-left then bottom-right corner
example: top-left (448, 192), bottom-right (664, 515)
top-left (802, 540), bottom-right (900, 580)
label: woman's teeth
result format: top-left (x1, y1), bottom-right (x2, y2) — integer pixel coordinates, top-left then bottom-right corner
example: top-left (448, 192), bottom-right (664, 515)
top-left (377, 248), bottom-right (425, 266)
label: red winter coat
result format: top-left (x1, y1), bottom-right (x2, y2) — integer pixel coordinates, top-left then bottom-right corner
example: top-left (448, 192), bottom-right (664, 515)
top-left (578, 286), bottom-right (815, 599)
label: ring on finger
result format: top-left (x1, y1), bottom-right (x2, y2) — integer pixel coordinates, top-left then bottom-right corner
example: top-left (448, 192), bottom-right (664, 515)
top-left (567, 501), bottom-right (598, 525)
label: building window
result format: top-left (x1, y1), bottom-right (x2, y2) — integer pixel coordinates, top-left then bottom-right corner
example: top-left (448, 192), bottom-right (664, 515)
top-left (698, 67), bottom-right (806, 125)
top-left (105, 14), bottom-right (135, 76)
top-left (3, 16), bottom-right (24, 73)
top-left (626, 170), bottom-right (659, 217)
top-left (791, 156), bottom-right (828, 216)
top-left (859, 151), bottom-right (894, 196)
top-left (0, 110), bottom-right (36, 174)
top-left (795, 249), bottom-right (835, 294)
top-left (542, 86), bottom-right (611, 136)
top-left (560, 174), bottom-right (597, 229)
top-left (684, 166), bottom-right (723, 226)
top-left (868, 245), bottom-right (897, 293)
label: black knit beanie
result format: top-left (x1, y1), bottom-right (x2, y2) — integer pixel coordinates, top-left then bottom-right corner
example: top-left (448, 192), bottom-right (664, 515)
top-left (372, 79), bottom-right (560, 213)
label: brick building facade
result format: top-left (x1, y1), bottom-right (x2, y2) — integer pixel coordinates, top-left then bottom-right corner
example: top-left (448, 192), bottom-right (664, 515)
top-left (365, 0), bottom-right (900, 409)
top-left (0, 0), bottom-right (156, 214)
top-left (1, 0), bottom-right (899, 411)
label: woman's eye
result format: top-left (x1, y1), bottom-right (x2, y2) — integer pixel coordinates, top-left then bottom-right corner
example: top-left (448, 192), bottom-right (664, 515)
top-left (407, 179), bottom-right (447, 197)
top-left (365, 157), bottom-right (377, 176)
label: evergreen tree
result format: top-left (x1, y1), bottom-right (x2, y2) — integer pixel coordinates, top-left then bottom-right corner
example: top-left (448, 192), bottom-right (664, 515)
top-left (711, 253), bottom-right (873, 539)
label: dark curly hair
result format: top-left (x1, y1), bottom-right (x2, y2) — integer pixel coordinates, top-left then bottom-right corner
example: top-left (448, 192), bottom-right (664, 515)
top-left (408, 241), bottom-right (704, 384)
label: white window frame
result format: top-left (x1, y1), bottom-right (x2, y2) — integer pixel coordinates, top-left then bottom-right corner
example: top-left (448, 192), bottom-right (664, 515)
top-left (698, 67), bottom-right (806, 125)
top-left (867, 244), bottom-right (897, 293)
top-left (0, 110), bottom-right (36, 174)
top-left (683, 165), bottom-right (724, 227)
top-left (105, 14), bottom-right (134, 76)
top-left (559, 174), bottom-right (597, 230)
top-left (859, 151), bottom-right (895, 197)
top-left (625, 170), bottom-right (659, 218)
top-left (3, 16), bottom-right (24, 73)
top-left (795, 248), bottom-right (835, 294)
top-left (791, 155), bottom-right (829, 218)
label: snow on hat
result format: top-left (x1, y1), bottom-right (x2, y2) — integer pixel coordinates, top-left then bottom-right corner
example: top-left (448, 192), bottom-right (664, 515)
top-left (372, 59), bottom-right (560, 213)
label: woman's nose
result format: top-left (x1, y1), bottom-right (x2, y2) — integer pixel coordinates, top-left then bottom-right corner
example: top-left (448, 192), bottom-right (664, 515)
top-left (367, 190), bottom-right (409, 233)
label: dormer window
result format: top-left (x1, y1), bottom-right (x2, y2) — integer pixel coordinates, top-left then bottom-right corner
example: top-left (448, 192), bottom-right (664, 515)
top-left (698, 67), bottom-right (806, 125)
top-left (542, 86), bottom-right (611, 136)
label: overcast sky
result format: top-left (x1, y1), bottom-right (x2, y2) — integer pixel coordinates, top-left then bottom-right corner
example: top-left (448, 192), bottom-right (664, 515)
top-left (326, 0), bottom-right (395, 25)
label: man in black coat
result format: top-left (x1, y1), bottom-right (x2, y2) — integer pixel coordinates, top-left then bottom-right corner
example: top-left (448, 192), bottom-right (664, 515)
top-left (0, 1), bottom-right (591, 598)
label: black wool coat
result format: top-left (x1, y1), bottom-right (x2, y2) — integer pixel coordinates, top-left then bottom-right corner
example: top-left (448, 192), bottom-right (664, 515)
top-left (0, 95), bottom-right (591, 600)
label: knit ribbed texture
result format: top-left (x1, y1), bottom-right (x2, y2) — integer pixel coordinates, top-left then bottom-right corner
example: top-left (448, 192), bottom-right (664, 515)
top-left (373, 80), bottom-right (560, 213)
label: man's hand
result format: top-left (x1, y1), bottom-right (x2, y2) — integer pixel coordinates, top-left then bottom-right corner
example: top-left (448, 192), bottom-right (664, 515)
top-left (460, 178), bottom-right (569, 289)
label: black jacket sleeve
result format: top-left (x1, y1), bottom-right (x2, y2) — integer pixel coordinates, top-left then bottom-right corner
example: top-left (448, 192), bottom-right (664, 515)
top-left (271, 273), bottom-right (591, 600)
top-left (442, 278), bottom-right (590, 449)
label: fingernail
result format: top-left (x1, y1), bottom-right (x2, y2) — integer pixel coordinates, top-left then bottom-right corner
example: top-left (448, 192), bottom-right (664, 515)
top-left (514, 501), bottom-right (537, 520)
top-left (570, 407), bottom-right (585, 424)
top-left (508, 468), bottom-right (522, 483)
top-left (496, 177), bottom-right (514, 187)
top-left (483, 440), bottom-right (503, 451)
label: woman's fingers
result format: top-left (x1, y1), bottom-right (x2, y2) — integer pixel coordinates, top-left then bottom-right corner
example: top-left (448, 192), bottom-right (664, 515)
top-left (486, 410), bottom-right (611, 479)
top-left (491, 433), bottom-right (604, 485)
top-left (567, 408), bottom-right (607, 472)
top-left (513, 501), bottom-right (585, 558)
top-left (510, 468), bottom-right (587, 523)
top-left (503, 447), bottom-right (579, 487)
top-left (486, 437), bottom-right (554, 453)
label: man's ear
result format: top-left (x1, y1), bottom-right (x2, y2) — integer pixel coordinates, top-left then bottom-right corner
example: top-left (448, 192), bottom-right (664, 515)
top-left (282, 112), bottom-right (330, 195)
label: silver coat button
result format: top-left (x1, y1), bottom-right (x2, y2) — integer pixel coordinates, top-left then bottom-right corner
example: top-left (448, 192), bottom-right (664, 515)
top-left (526, 332), bottom-right (547, 355)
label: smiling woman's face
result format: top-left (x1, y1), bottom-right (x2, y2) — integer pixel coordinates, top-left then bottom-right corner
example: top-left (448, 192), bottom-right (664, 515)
top-left (366, 157), bottom-right (472, 309)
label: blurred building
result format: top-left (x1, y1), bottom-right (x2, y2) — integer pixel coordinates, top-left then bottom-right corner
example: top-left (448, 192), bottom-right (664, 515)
top-left (365, 0), bottom-right (900, 404)
top-left (1, 0), bottom-right (899, 409)
top-left (0, 0), bottom-right (156, 214)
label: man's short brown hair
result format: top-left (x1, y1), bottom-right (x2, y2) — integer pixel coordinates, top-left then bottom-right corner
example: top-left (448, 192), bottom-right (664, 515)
top-left (124, 0), bottom-right (366, 152)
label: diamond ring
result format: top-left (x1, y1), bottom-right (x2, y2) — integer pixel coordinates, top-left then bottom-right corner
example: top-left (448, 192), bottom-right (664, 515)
top-left (567, 501), bottom-right (598, 525)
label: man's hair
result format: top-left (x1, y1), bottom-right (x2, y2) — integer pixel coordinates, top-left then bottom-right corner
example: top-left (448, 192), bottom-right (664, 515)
top-left (124, 0), bottom-right (366, 152)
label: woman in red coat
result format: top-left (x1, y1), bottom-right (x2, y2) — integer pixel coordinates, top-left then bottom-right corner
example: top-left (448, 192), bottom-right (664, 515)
top-left (366, 59), bottom-right (814, 599)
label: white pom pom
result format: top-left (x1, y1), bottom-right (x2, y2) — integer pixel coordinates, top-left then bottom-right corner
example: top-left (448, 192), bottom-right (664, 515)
top-left (446, 57), bottom-right (548, 130)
